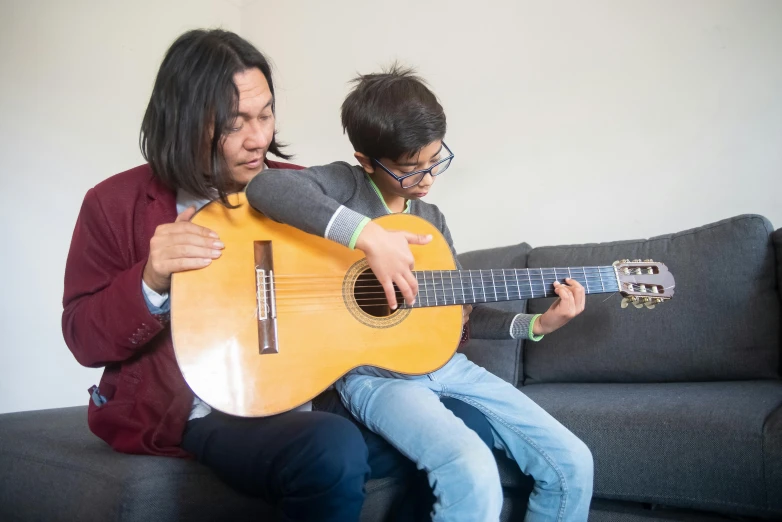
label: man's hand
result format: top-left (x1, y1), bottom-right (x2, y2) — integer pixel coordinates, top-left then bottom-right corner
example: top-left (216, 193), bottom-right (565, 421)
top-left (142, 206), bottom-right (224, 293)
top-left (533, 278), bottom-right (585, 335)
top-left (462, 304), bottom-right (473, 326)
top-left (355, 221), bottom-right (432, 309)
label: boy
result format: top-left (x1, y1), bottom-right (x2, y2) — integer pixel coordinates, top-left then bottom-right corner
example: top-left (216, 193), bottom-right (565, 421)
top-left (246, 65), bottom-right (593, 522)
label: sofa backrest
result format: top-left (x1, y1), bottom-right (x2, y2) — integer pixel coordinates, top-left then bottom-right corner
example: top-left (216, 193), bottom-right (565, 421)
top-left (774, 227), bottom-right (782, 374)
top-left (457, 243), bottom-right (531, 386)
top-left (523, 214), bottom-right (780, 384)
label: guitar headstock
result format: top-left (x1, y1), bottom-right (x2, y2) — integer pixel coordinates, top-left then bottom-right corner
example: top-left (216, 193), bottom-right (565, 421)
top-left (613, 259), bottom-right (675, 309)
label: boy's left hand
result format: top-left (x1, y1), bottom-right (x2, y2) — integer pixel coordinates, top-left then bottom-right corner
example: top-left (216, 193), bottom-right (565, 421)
top-left (533, 278), bottom-right (585, 336)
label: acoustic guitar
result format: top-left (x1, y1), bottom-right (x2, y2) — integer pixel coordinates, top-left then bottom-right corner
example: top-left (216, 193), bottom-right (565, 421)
top-left (171, 194), bottom-right (675, 417)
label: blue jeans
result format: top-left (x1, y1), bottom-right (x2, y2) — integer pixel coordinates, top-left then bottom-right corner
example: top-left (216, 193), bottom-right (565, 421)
top-left (336, 353), bottom-right (594, 522)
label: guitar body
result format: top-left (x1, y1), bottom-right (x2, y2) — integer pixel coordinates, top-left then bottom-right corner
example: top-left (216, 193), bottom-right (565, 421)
top-left (171, 194), bottom-right (462, 417)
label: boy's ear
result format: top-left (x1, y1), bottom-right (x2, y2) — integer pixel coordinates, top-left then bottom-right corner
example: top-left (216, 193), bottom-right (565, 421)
top-left (354, 152), bottom-right (375, 174)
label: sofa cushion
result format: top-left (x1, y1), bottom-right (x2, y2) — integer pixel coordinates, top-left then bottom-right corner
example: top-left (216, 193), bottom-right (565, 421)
top-left (457, 242), bottom-right (532, 386)
top-left (0, 406), bottom-right (402, 522)
top-left (520, 380), bottom-right (782, 518)
top-left (524, 214), bottom-right (780, 383)
top-left (588, 499), bottom-right (737, 521)
top-left (763, 402), bottom-right (782, 514)
top-left (773, 227), bottom-right (782, 372)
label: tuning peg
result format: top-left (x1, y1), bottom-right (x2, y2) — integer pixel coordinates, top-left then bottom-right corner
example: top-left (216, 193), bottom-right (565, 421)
top-left (633, 300), bottom-right (644, 309)
top-left (644, 302), bottom-right (656, 309)
top-left (632, 259), bottom-right (642, 263)
top-left (644, 259), bottom-right (653, 262)
top-left (621, 297), bottom-right (630, 308)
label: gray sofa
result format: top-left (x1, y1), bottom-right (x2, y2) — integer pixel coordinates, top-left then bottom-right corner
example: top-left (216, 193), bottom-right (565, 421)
top-left (1, 214), bottom-right (780, 521)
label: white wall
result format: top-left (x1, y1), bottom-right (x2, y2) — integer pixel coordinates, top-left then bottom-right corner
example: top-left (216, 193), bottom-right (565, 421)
top-left (2, 0), bottom-right (780, 414)
top-left (246, 0), bottom-right (782, 250)
top-left (0, 0), bottom-right (242, 414)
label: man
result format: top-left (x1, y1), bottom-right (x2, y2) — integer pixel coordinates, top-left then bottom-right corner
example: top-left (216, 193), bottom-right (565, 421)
top-left (62, 29), bottom-right (493, 521)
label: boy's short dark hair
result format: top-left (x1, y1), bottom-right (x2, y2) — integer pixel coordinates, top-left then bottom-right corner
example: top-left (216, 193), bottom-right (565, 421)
top-left (341, 64), bottom-right (446, 161)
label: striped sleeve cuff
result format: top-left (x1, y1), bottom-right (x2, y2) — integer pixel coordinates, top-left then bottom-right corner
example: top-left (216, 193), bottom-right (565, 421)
top-left (325, 205), bottom-right (371, 249)
top-left (510, 313), bottom-right (544, 341)
top-left (349, 218), bottom-right (371, 249)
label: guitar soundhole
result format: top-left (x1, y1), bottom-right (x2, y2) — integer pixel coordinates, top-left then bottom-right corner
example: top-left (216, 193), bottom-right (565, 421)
top-left (355, 270), bottom-right (404, 317)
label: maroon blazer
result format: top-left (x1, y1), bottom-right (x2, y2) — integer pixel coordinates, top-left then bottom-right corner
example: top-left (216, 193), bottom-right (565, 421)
top-left (62, 160), bottom-right (303, 457)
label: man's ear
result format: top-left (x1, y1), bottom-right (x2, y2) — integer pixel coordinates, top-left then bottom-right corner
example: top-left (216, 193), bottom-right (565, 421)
top-left (354, 152), bottom-right (375, 174)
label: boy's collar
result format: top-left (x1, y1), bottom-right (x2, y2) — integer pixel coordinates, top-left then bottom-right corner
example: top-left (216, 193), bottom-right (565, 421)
top-left (364, 172), bottom-right (411, 214)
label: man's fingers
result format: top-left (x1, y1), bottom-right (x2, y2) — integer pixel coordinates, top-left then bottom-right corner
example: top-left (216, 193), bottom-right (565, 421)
top-left (165, 244), bottom-right (223, 260)
top-left (158, 233), bottom-right (224, 250)
top-left (165, 257), bottom-right (213, 274)
top-left (175, 206), bottom-right (197, 223)
top-left (159, 220), bottom-right (218, 238)
top-left (463, 304), bottom-right (473, 323)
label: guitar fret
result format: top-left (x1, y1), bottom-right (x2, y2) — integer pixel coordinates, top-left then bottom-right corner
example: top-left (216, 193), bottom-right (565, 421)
top-left (425, 272), bottom-right (431, 307)
top-left (449, 271), bottom-right (456, 305)
top-left (458, 270), bottom-right (465, 305)
top-left (581, 267), bottom-right (590, 293)
top-left (441, 271), bottom-right (447, 305)
top-left (418, 272), bottom-right (425, 308)
top-left (502, 269), bottom-right (510, 300)
top-left (412, 272), bottom-right (418, 307)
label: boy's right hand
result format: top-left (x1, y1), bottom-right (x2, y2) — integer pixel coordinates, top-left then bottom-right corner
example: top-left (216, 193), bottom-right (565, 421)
top-left (355, 221), bottom-right (432, 309)
top-left (142, 206), bottom-right (224, 293)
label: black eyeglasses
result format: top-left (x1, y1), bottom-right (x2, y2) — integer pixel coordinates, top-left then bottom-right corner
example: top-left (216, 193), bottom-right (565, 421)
top-left (372, 142), bottom-right (454, 189)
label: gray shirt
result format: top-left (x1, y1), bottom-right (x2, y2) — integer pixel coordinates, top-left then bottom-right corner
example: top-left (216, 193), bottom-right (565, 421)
top-left (245, 161), bottom-right (541, 340)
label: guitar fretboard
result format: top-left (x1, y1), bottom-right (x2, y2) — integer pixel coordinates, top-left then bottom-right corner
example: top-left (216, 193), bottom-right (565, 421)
top-left (404, 267), bottom-right (619, 308)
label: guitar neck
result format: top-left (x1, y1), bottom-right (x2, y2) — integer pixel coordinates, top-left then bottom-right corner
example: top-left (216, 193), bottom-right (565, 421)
top-left (405, 266), bottom-right (620, 308)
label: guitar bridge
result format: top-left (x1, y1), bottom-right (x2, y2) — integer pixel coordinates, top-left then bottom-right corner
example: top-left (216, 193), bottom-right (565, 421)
top-left (254, 241), bottom-right (278, 355)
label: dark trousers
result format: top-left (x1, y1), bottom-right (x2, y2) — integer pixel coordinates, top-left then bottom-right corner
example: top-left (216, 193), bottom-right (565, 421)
top-left (182, 391), bottom-right (494, 522)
